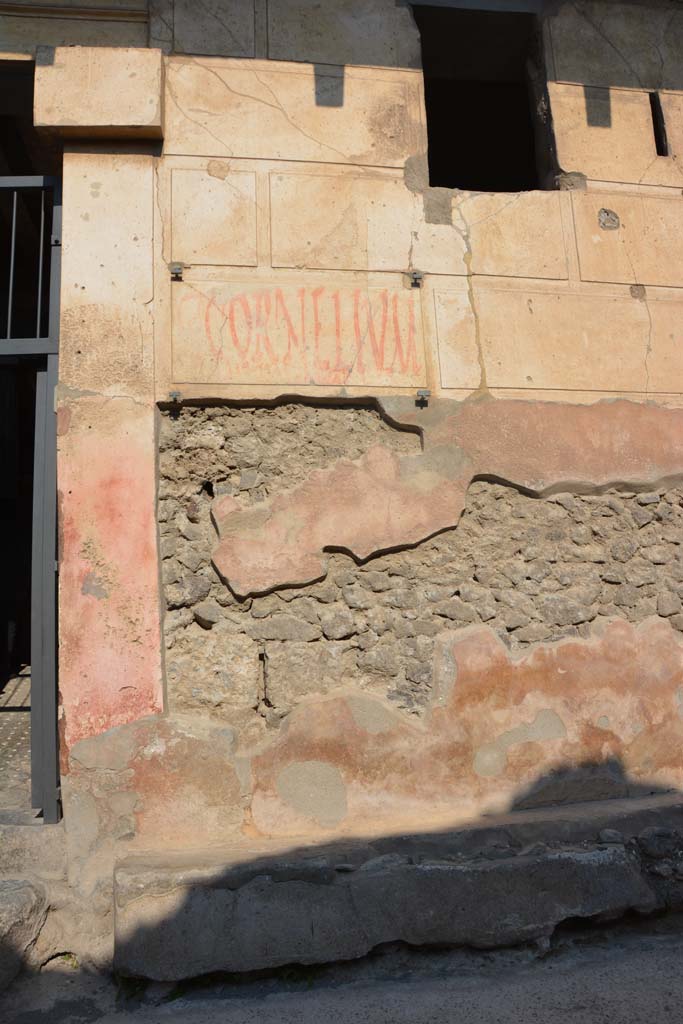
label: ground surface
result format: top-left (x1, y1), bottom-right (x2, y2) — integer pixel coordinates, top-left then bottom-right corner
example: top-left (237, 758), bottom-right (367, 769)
top-left (3, 916), bottom-right (683, 1023)
top-left (0, 671), bottom-right (32, 814)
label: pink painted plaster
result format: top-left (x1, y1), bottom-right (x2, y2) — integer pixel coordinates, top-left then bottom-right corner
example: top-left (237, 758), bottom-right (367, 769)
top-left (58, 398), bottom-right (163, 755)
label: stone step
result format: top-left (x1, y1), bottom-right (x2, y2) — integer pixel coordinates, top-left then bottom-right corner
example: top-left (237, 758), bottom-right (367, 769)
top-left (113, 820), bottom-right (671, 980)
top-left (0, 821), bottom-right (66, 882)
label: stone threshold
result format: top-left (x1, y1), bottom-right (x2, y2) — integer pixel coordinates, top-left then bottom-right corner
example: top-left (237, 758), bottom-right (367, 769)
top-left (113, 793), bottom-right (683, 981)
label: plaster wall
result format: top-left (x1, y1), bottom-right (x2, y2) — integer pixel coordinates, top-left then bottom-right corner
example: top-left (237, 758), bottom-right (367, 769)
top-left (16, 0), bottom-right (683, 880)
top-left (143, 0), bottom-right (683, 404)
top-left (0, 1), bottom-right (148, 56)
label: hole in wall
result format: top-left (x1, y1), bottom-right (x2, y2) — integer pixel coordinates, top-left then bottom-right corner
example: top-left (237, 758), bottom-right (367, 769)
top-left (649, 92), bottom-right (669, 157)
top-left (412, 5), bottom-right (547, 191)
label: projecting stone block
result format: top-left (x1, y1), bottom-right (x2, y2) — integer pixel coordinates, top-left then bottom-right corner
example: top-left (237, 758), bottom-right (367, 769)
top-left (113, 845), bottom-right (656, 979)
top-left (34, 46), bottom-right (163, 139)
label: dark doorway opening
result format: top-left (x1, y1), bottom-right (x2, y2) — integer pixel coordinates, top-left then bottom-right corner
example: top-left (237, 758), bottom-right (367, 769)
top-left (413, 5), bottom-right (552, 192)
top-left (0, 59), bottom-right (61, 822)
top-left (0, 361), bottom-right (36, 677)
top-left (0, 360), bottom-right (37, 813)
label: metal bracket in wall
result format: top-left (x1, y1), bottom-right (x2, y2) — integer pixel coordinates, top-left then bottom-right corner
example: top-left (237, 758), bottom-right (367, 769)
top-left (416, 389), bottom-right (431, 408)
top-left (168, 390), bottom-right (182, 404)
top-left (406, 269), bottom-right (424, 289)
top-left (169, 261), bottom-right (185, 281)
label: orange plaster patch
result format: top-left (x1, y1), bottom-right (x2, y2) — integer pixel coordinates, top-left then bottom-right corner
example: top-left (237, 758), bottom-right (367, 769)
top-left (249, 618), bottom-right (683, 837)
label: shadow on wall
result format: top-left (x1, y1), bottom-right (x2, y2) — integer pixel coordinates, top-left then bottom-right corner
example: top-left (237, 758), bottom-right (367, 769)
top-left (509, 757), bottom-right (674, 809)
top-left (92, 760), bottom-right (683, 981)
top-left (4, 759), bottom-right (683, 992)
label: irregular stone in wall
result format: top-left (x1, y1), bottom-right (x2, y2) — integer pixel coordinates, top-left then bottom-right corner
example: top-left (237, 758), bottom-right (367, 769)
top-left (166, 624), bottom-right (259, 715)
top-left (265, 641), bottom-right (359, 714)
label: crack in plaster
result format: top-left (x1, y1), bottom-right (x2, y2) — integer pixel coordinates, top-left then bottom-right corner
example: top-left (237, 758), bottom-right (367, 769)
top-left (172, 59), bottom-right (350, 164)
top-left (452, 203), bottom-right (487, 394)
top-left (166, 65), bottom-right (231, 155)
top-left (621, 229), bottom-right (653, 397)
top-left (573, 0), bottom-right (644, 88)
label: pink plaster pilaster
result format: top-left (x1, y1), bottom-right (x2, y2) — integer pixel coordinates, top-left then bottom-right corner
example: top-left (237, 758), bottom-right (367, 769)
top-left (57, 151), bottom-right (162, 756)
top-left (58, 398), bottom-right (163, 753)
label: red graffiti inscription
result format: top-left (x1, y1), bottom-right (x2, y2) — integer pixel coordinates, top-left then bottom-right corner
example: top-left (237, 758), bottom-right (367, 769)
top-left (177, 284), bottom-right (423, 384)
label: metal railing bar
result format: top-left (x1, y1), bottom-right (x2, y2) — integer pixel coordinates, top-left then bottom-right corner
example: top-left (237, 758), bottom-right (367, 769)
top-left (0, 176), bottom-right (56, 190)
top-left (48, 186), bottom-right (62, 344)
top-left (36, 189), bottom-right (45, 339)
top-left (31, 366), bottom-right (47, 811)
top-left (0, 339), bottom-right (58, 353)
top-left (6, 189), bottom-right (16, 339)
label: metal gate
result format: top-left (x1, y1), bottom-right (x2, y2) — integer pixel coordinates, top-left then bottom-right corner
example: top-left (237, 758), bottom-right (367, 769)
top-left (1, 176), bottom-right (60, 823)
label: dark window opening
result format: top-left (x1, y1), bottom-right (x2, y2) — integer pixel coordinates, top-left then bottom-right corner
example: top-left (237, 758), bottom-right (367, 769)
top-left (413, 6), bottom-right (551, 192)
top-left (649, 92), bottom-right (669, 157)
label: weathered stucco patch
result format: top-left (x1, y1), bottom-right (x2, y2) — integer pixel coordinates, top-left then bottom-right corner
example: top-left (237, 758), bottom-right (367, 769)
top-left (275, 761), bottom-right (348, 830)
top-left (473, 709), bottom-right (567, 778)
top-left (348, 695), bottom-right (397, 735)
top-left (81, 571), bottom-right (110, 600)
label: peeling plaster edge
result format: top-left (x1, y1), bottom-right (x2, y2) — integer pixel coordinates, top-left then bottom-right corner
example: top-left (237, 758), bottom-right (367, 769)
top-left (215, 461), bottom-right (683, 599)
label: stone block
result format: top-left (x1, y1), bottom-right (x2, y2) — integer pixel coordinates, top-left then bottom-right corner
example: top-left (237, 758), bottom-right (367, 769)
top-left (57, 396), bottom-right (163, 752)
top-left (548, 1), bottom-right (683, 91)
top-left (437, 284), bottom-right (683, 395)
top-left (573, 192), bottom-right (683, 288)
top-left (266, 0), bottom-right (420, 68)
top-left (171, 169), bottom-right (257, 267)
top-left (164, 58), bottom-right (423, 166)
top-left (0, 10), bottom-right (146, 55)
top-left (270, 172), bottom-right (420, 273)
top-left (167, 624), bottom-right (259, 714)
top-left (59, 151), bottom-right (155, 397)
top-left (34, 46), bottom-right (163, 138)
top-left (113, 845), bottom-right (656, 980)
top-left (170, 279), bottom-right (427, 389)
top-left (456, 191), bottom-right (568, 281)
top-left (434, 288), bottom-right (482, 391)
top-left (548, 82), bottom-right (683, 187)
top-left (0, 880), bottom-right (47, 991)
top-left (173, 0), bottom-right (255, 57)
